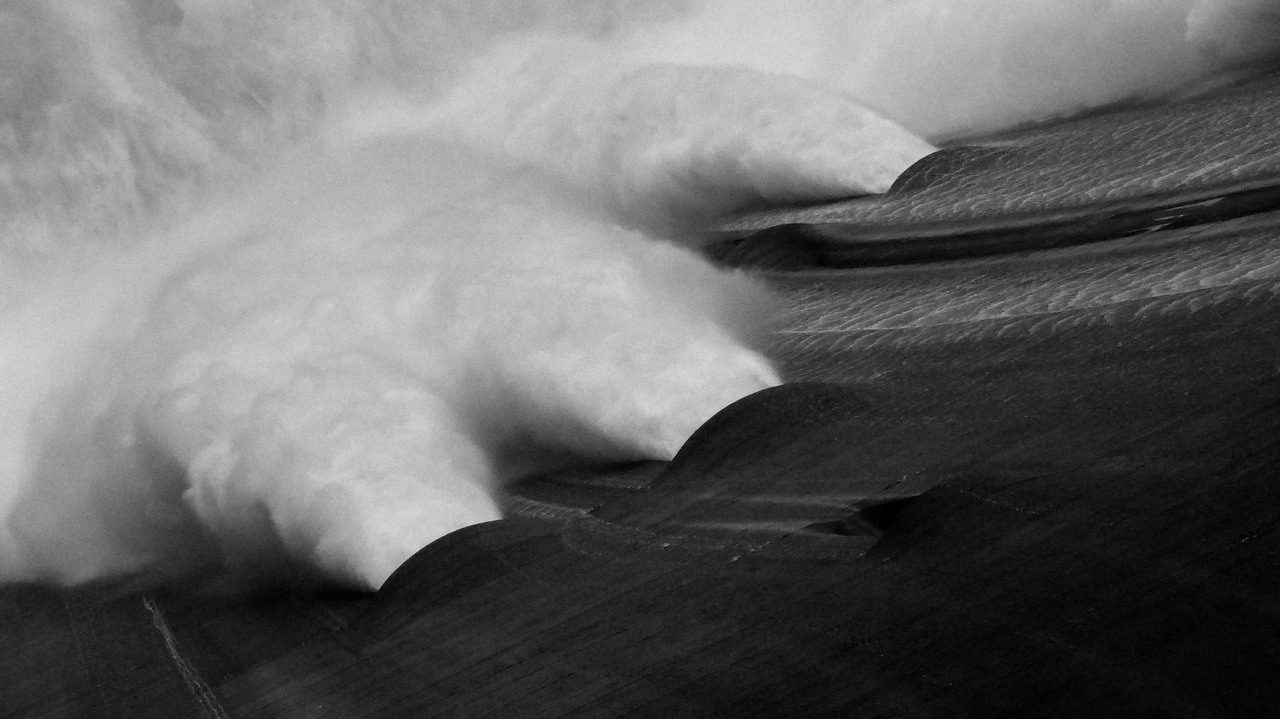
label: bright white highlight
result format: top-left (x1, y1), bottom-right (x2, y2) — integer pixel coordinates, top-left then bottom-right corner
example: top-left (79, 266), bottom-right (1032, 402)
top-left (0, 0), bottom-right (1274, 590)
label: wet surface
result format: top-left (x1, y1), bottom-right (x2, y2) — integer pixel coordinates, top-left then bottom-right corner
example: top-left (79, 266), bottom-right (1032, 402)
top-left (715, 71), bottom-right (1280, 265)
top-left (5, 72), bottom-right (1280, 719)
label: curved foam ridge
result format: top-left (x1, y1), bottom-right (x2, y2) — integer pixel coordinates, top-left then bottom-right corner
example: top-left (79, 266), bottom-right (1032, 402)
top-left (714, 71), bottom-right (1280, 266)
top-left (7, 10), bottom-right (1280, 717)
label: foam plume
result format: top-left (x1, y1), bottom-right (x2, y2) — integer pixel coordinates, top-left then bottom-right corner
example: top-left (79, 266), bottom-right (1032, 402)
top-left (0, 0), bottom-right (1275, 591)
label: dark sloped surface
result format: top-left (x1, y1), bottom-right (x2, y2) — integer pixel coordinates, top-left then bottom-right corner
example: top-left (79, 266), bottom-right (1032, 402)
top-left (8, 353), bottom-right (1279, 717)
top-left (589, 383), bottom-right (951, 540)
top-left (714, 71), bottom-right (1280, 266)
top-left (5, 73), bottom-right (1280, 719)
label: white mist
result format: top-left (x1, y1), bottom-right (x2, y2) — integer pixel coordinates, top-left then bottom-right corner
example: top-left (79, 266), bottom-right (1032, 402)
top-left (0, 0), bottom-right (1274, 590)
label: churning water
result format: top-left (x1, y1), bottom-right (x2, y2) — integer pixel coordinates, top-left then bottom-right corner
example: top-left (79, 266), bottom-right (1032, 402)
top-left (0, 0), bottom-right (1275, 590)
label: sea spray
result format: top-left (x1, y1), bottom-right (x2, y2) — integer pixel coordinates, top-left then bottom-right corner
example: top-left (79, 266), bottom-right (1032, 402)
top-left (0, 0), bottom-right (1275, 590)
top-left (4, 131), bottom-right (782, 589)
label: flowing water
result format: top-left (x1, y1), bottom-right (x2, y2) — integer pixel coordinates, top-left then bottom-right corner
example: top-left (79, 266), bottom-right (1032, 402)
top-left (0, 0), bottom-right (1275, 590)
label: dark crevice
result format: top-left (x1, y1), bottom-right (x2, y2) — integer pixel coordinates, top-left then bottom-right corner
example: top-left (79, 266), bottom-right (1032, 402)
top-left (803, 496), bottom-right (918, 538)
top-left (710, 182), bottom-right (1280, 269)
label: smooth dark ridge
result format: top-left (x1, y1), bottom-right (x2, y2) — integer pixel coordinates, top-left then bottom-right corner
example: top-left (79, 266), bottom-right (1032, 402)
top-left (710, 177), bottom-right (1280, 268)
top-left (711, 70), bottom-right (1280, 269)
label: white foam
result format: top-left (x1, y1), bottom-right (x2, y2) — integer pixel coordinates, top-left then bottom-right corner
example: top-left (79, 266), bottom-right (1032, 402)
top-left (0, 0), bottom-right (1274, 590)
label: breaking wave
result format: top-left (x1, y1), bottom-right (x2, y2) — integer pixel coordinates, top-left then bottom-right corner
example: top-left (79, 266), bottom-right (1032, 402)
top-left (0, 0), bottom-right (1274, 590)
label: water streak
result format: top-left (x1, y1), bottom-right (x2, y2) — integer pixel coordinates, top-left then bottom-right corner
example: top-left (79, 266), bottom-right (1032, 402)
top-left (0, 0), bottom-right (1274, 590)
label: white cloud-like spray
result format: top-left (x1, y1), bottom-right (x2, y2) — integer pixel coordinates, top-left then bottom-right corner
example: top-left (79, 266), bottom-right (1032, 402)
top-left (0, 0), bottom-right (1274, 591)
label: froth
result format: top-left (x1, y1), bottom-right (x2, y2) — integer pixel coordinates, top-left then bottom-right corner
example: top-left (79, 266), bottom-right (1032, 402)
top-left (0, 0), bottom-right (1275, 591)
top-left (2, 130), bottom-right (781, 589)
